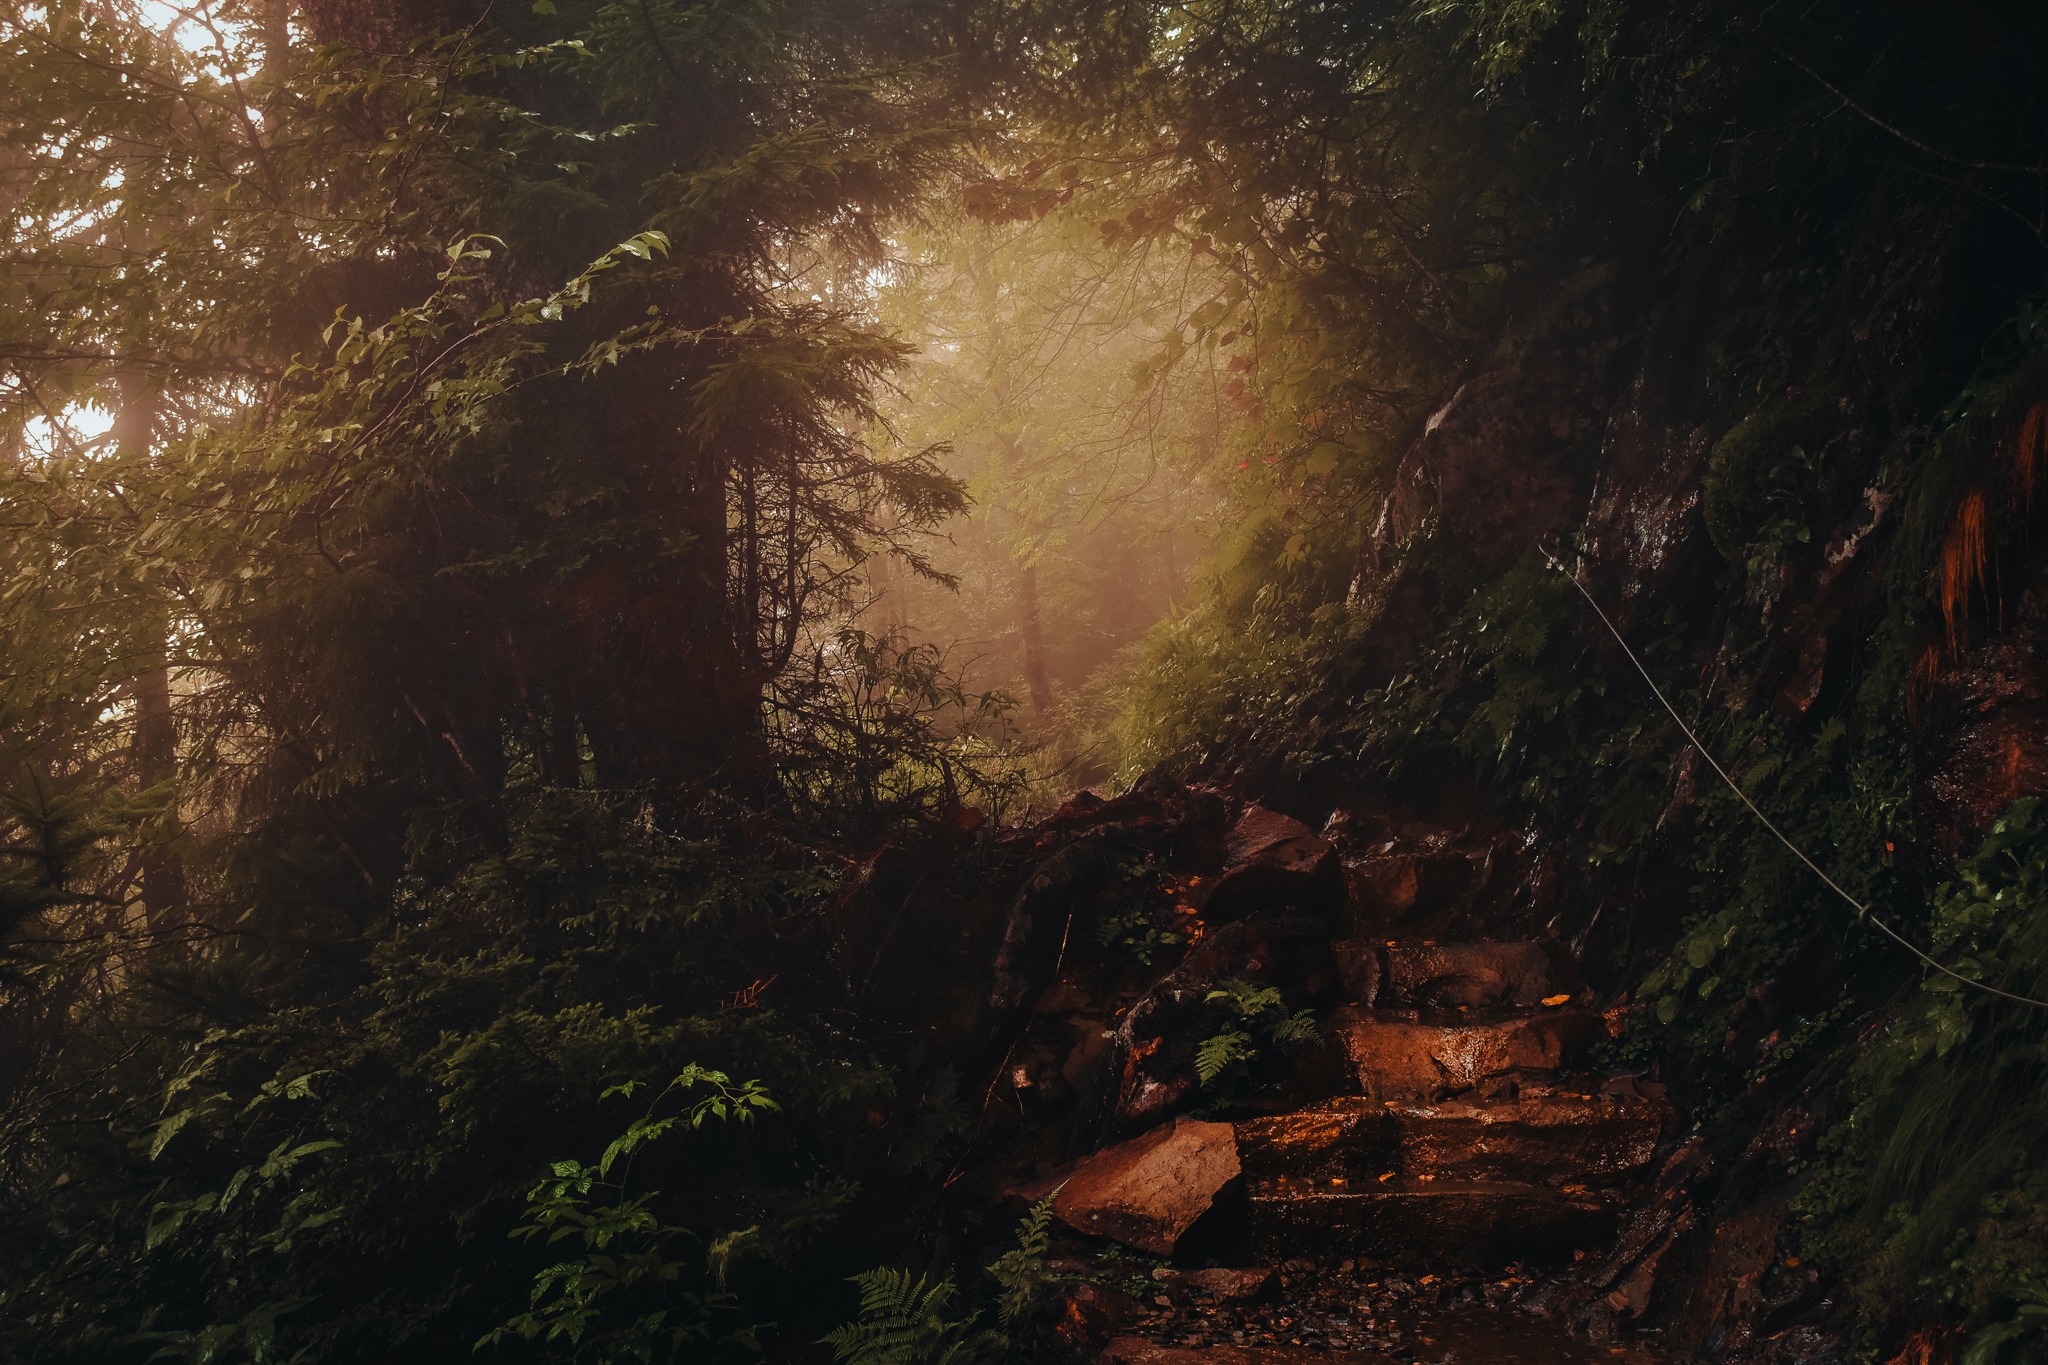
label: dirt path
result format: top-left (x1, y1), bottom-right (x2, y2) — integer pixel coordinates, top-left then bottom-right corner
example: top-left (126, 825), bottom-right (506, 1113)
top-left (1090, 1259), bottom-right (1666, 1362)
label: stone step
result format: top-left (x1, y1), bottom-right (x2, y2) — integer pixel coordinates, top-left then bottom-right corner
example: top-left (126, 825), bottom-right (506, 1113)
top-left (1328, 1006), bottom-right (1604, 1099)
top-left (1376, 940), bottom-right (1558, 1009)
top-left (1246, 1177), bottom-right (1620, 1265)
top-left (1237, 1088), bottom-right (1669, 1189)
top-left (1331, 939), bottom-right (1567, 1014)
top-left (1237, 1098), bottom-right (1396, 1182)
top-left (1389, 1090), bottom-right (1667, 1185)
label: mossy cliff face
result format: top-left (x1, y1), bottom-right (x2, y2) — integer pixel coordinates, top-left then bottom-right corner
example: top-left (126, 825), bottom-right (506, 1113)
top-left (1106, 285), bottom-right (2048, 1357)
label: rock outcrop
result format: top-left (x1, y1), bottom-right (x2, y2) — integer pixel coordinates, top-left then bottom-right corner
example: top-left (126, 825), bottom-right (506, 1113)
top-left (911, 778), bottom-right (1835, 1361)
top-left (1028, 1117), bottom-right (1243, 1255)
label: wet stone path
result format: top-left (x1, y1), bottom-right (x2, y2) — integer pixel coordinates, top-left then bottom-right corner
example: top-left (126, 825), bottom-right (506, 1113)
top-left (1063, 1256), bottom-right (1666, 1364)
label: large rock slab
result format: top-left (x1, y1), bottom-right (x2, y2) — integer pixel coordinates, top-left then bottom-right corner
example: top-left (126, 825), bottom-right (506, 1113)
top-left (1237, 1089), bottom-right (1667, 1189)
top-left (1247, 1179), bottom-right (1619, 1264)
top-left (1041, 1117), bottom-right (1242, 1255)
top-left (1379, 941), bottom-right (1555, 1009)
top-left (1389, 1090), bottom-right (1668, 1185)
top-left (1330, 1008), bottom-right (1603, 1098)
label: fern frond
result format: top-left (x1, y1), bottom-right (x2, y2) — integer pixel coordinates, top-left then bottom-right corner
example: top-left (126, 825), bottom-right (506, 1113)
top-left (988, 1190), bottom-right (1059, 1326)
top-left (822, 1268), bottom-right (1001, 1365)
top-left (1195, 1028), bottom-right (1254, 1084)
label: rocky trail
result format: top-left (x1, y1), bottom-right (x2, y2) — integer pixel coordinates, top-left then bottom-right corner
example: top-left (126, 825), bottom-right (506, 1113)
top-left (1086, 1257), bottom-right (1663, 1364)
top-left (1021, 926), bottom-right (1677, 1363)
top-left (889, 779), bottom-right (1829, 1361)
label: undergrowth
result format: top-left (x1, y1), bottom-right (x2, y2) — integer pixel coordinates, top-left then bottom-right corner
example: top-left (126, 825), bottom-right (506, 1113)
top-left (1799, 800), bottom-right (2048, 1358)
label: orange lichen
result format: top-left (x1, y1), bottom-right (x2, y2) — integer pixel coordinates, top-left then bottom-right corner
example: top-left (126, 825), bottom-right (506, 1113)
top-left (1921, 400), bottom-right (2048, 685)
top-left (2016, 397), bottom-right (2048, 508)
top-left (1907, 642), bottom-right (1945, 721)
top-left (1939, 487), bottom-right (1991, 650)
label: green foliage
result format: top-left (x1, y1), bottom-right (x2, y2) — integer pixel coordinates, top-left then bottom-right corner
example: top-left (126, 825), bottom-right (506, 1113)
top-left (1112, 595), bottom-right (1359, 785)
top-left (1701, 395), bottom-right (1836, 565)
top-left (0, 788), bottom-right (886, 1361)
top-left (1030, 5), bottom-right (2048, 1353)
top-left (0, 2), bottom-right (999, 1351)
top-left (1963, 1283), bottom-right (2048, 1365)
top-left (1193, 1028), bottom-right (1256, 1086)
top-left (890, 1072), bottom-right (973, 1180)
top-left (986, 1193), bottom-right (1060, 1328)
top-left (1088, 853), bottom-right (1183, 966)
top-left (819, 1269), bottom-right (1003, 1365)
top-left (482, 1068), bottom-right (779, 1362)
top-left (0, 0), bottom-right (2043, 1359)
top-left (1798, 802), bottom-right (2048, 1346)
top-left (1196, 979), bottom-right (1318, 1089)
top-left (773, 628), bottom-right (1028, 835)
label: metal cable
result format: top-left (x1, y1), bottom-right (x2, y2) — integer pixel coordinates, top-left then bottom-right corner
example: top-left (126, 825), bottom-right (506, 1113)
top-left (1542, 549), bottom-right (2048, 1011)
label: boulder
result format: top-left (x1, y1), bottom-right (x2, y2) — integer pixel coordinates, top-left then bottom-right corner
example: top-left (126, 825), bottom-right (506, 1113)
top-left (1101, 912), bottom-right (1336, 1139)
top-left (1668, 1208), bottom-right (1782, 1354)
top-left (1563, 1137), bottom-right (1712, 1331)
top-left (1202, 806), bottom-right (1342, 921)
top-left (1576, 371), bottom-right (1712, 632)
top-left (1038, 1117), bottom-right (1242, 1255)
top-left (1406, 263), bottom-right (1620, 571)
top-left (1103, 920), bottom-right (1274, 1135)
top-left (1329, 1008), bottom-right (1604, 1098)
top-left (1340, 848), bottom-right (1477, 926)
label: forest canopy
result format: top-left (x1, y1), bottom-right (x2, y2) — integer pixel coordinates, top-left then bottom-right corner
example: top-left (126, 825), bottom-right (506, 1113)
top-left (2, 1), bottom-right (2047, 1362)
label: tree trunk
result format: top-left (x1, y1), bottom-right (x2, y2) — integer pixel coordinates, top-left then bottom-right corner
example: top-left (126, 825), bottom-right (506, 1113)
top-left (1019, 562), bottom-right (1053, 715)
top-left (116, 370), bottom-right (183, 926)
top-left (547, 673), bottom-right (582, 787)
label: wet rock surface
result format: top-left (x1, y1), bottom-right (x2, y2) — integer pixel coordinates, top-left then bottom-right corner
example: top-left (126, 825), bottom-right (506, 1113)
top-left (1205, 805), bottom-right (1345, 922)
top-left (948, 781), bottom-right (1838, 1364)
top-left (1330, 1008), bottom-right (1606, 1100)
top-left (1379, 941), bottom-right (1557, 1009)
top-left (1248, 1181), bottom-right (1620, 1264)
top-left (1031, 1117), bottom-right (1242, 1255)
top-left (1067, 1255), bottom-right (1666, 1362)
